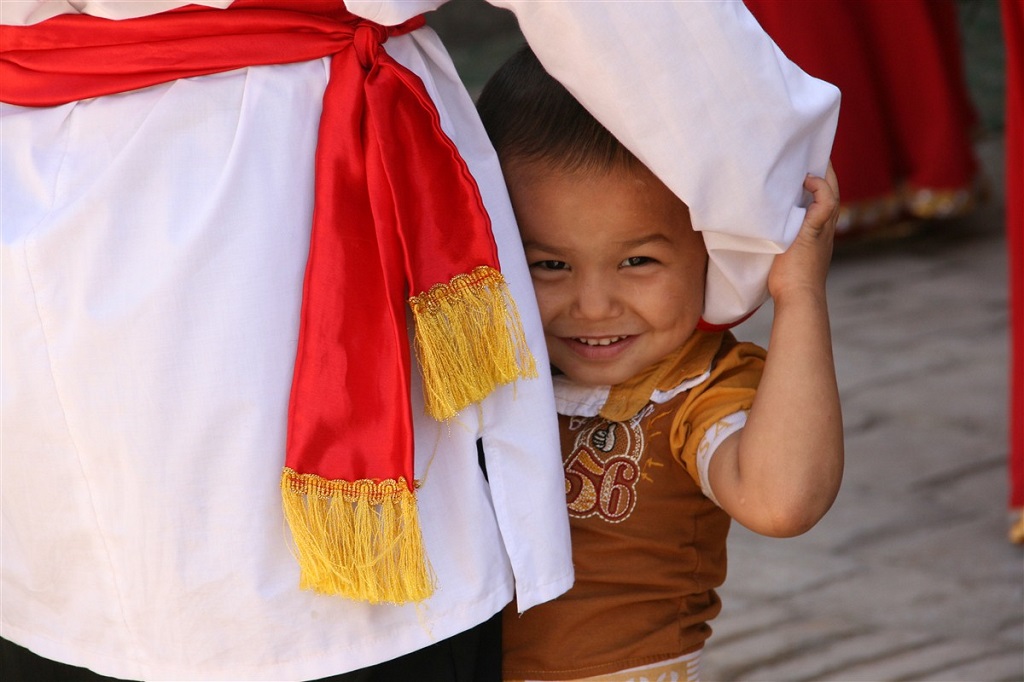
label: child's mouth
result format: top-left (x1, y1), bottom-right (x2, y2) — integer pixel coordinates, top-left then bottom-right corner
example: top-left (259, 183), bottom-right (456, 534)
top-left (559, 335), bottom-right (638, 365)
top-left (573, 336), bottom-right (628, 347)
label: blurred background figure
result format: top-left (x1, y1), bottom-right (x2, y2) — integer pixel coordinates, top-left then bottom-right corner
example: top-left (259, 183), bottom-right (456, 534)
top-left (743, 0), bottom-right (983, 238)
top-left (1002, 0), bottom-right (1023, 544)
top-left (744, 0), bottom-right (1024, 544)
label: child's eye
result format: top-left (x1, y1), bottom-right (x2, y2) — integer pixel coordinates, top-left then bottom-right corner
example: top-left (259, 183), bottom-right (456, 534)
top-left (531, 260), bottom-right (569, 271)
top-left (620, 256), bottom-right (653, 268)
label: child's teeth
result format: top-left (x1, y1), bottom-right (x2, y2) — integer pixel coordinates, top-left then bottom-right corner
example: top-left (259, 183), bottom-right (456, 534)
top-left (578, 336), bottom-right (623, 346)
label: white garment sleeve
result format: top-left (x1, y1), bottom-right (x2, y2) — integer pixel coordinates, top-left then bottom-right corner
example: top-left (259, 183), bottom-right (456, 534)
top-left (488, 0), bottom-right (840, 325)
top-left (695, 410), bottom-right (748, 508)
top-left (0, 0), bottom-right (231, 24)
top-left (287, 1), bottom-right (839, 327)
top-left (345, 0), bottom-right (447, 24)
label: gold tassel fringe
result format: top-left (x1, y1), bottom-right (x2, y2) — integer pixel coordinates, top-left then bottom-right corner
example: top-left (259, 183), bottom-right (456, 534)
top-left (410, 265), bottom-right (537, 421)
top-left (281, 468), bottom-right (435, 604)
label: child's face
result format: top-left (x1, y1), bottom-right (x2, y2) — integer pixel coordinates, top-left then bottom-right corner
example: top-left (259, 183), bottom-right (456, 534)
top-left (506, 161), bottom-right (707, 387)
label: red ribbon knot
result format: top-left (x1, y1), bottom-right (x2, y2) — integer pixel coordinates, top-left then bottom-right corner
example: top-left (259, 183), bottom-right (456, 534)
top-left (353, 21), bottom-right (388, 70)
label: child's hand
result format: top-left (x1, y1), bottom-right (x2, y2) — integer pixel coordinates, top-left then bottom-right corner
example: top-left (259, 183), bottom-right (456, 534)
top-left (767, 164), bottom-right (840, 303)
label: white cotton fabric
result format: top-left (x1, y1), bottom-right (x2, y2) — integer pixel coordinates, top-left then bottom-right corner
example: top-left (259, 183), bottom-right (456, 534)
top-left (488, 0), bottom-right (840, 325)
top-left (1, 1), bottom-right (837, 680)
top-left (696, 411), bottom-right (749, 507)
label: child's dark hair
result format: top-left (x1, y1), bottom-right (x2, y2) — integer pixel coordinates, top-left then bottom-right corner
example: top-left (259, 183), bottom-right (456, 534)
top-left (477, 45), bottom-right (640, 174)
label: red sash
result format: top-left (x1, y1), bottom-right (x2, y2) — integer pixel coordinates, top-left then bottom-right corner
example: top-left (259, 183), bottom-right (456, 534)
top-left (0, 0), bottom-right (535, 603)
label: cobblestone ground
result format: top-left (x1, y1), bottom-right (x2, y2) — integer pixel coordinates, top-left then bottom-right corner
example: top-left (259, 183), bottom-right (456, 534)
top-left (705, 137), bottom-right (1023, 682)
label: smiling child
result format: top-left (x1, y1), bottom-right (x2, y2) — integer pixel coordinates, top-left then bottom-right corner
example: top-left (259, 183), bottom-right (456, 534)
top-left (478, 46), bottom-right (845, 682)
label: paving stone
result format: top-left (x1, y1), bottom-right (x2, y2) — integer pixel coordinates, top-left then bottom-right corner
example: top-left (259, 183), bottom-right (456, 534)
top-left (707, 600), bottom-right (798, 645)
top-left (995, 613), bottom-right (1024, 648)
top-left (782, 563), bottom-right (1019, 640)
top-left (713, 630), bottom-right (937, 682)
top-left (821, 637), bottom-right (1019, 682)
top-left (702, 616), bottom-right (864, 682)
top-left (931, 652), bottom-right (1024, 682)
top-left (838, 419), bottom-right (1005, 496)
top-left (722, 527), bottom-right (860, 598)
top-left (765, 484), bottom-right (970, 554)
top-left (852, 492), bottom-right (1022, 585)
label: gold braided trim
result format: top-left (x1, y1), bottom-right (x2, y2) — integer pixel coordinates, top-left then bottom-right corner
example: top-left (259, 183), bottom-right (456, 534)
top-left (281, 468), bottom-right (435, 604)
top-left (837, 181), bottom-right (983, 234)
top-left (410, 265), bottom-right (537, 421)
top-left (1010, 509), bottom-right (1024, 545)
top-left (903, 185), bottom-right (978, 220)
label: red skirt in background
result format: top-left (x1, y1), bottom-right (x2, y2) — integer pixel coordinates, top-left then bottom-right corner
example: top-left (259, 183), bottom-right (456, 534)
top-left (744, 0), bottom-right (981, 236)
top-left (1002, 0), bottom-right (1023, 537)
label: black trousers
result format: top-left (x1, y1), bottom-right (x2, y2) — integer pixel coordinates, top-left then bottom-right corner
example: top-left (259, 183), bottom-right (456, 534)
top-left (1, 611), bottom-right (502, 682)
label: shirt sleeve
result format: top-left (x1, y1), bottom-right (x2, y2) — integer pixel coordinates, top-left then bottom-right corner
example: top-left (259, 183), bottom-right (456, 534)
top-left (670, 338), bottom-right (766, 489)
top-left (488, 0), bottom-right (840, 325)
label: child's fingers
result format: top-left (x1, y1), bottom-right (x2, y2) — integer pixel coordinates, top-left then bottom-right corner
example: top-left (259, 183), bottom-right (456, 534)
top-left (801, 172), bottom-right (839, 235)
top-left (803, 172), bottom-right (839, 207)
top-left (824, 162), bottom-right (841, 225)
top-left (824, 161), bottom-right (840, 202)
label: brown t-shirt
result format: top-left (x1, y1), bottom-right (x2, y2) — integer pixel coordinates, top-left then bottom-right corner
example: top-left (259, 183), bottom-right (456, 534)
top-left (502, 331), bottom-right (765, 680)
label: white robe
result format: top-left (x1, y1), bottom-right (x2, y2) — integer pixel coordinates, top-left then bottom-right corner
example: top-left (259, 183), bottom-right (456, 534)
top-left (0, 1), bottom-right (839, 679)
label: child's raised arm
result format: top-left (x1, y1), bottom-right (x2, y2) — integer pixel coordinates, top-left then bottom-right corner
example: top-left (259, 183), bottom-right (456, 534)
top-left (708, 167), bottom-right (844, 537)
